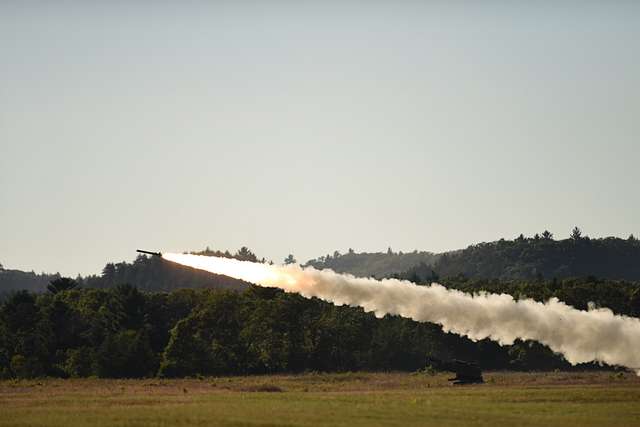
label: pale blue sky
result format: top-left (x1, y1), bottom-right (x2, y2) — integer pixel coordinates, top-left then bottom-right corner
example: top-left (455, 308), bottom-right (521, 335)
top-left (1, 2), bottom-right (639, 276)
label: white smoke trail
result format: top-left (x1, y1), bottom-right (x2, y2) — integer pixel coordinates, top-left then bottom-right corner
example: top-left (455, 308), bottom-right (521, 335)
top-left (163, 252), bottom-right (640, 374)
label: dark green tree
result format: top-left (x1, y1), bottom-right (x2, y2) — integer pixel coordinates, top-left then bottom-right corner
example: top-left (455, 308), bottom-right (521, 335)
top-left (159, 291), bottom-right (245, 377)
top-left (571, 227), bottom-right (582, 240)
top-left (96, 329), bottom-right (155, 378)
top-left (236, 247), bottom-right (258, 262)
top-left (47, 277), bottom-right (78, 294)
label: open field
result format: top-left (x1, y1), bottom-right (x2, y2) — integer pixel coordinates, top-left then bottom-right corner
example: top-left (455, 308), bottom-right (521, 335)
top-left (1, 372), bottom-right (639, 427)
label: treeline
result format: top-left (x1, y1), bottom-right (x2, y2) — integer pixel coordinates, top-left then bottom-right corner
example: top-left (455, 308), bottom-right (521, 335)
top-left (2, 276), bottom-right (638, 379)
top-left (306, 249), bottom-right (440, 279)
top-left (309, 230), bottom-right (640, 281)
top-left (0, 266), bottom-right (60, 295)
top-left (4, 230), bottom-right (640, 296)
top-left (0, 247), bottom-right (257, 296)
top-left (83, 248), bottom-right (254, 292)
top-left (434, 230), bottom-right (640, 281)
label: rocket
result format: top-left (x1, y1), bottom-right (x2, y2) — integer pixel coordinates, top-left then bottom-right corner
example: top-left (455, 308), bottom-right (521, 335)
top-left (136, 249), bottom-right (162, 257)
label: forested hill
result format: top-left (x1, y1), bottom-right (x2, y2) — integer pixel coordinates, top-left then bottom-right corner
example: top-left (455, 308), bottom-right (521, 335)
top-left (305, 249), bottom-right (441, 278)
top-left (82, 251), bottom-right (249, 292)
top-left (433, 233), bottom-right (640, 281)
top-left (0, 248), bottom-right (255, 295)
top-left (306, 231), bottom-right (640, 281)
top-left (0, 266), bottom-right (60, 294)
top-left (3, 231), bottom-right (640, 294)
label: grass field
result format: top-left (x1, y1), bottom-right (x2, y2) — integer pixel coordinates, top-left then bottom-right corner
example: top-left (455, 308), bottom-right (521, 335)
top-left (1, 372), bottom-right (639, 426)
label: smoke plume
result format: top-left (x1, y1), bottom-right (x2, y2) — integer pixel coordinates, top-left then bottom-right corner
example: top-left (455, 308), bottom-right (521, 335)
top-left (163, 252), bottom-right (640, 373)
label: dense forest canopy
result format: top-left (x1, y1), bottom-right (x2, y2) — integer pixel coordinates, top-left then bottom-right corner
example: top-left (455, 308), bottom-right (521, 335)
top-left (2, 276), bottom-right (638, 379)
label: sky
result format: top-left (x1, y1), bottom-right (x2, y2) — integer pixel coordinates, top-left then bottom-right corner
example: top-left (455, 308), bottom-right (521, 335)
top-left (1, 2), bottom-right (639, 276)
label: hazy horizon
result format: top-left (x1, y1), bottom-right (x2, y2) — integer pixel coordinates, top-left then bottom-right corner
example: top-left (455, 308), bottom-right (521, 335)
top-left (2, 2), bottom-right (639, 276)
top-left (2, 230), bottom-right (639, 277)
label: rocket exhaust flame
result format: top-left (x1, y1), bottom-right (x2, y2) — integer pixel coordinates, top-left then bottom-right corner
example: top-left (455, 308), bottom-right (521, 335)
top-left (162, 252), bottom-right (640, 374)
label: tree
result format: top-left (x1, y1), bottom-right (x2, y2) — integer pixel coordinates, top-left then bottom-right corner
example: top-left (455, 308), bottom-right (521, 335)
top-left (159, 316), bottom-right (212, 377)
top-left (101, 263), bottom-right (116, 285)
top-left (541, 230), bottom-right (553, 240)
top-left (284, 254), bottom-right (296, 265)
top-left (47, 278), bottom-right (78, 294)
top-left (235, 247), bottom-right (257, 262)
top-left (110, 284), bottom-right (146, 330)
top-left (96, 329), bottom-right (155, 378)
top-left (0, 291), bottom-right (49, 377)
top-left (570, 227), bottom-right (582, 240)
top-left (160, 291), bottom-right (246, 377)
top-left (630, 288), bottom-right (640, 317)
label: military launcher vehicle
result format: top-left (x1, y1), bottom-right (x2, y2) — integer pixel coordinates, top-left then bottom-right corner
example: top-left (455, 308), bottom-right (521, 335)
top-left (426, 357), bottom-right (484, 385)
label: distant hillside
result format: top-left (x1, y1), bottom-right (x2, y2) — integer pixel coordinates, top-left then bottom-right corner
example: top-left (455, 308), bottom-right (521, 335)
top-left (0, 266), bottom-right (60, 294)
top-left (305, 249), bottom-right (441, 278)
top-left (0, 247), bottom-right (256, 294)
top-left (82, 252), bottom-right (249, 292)
top-left (306, 232), bottom-right (640, 282)
top-left (433, 234), bottom-right (640, 281)
top-left (4, 232), bottom-right (640, 294)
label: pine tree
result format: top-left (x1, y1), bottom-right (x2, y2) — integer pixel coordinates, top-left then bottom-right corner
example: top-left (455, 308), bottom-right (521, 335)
top-left (570, 227), bottom-right (582, 240)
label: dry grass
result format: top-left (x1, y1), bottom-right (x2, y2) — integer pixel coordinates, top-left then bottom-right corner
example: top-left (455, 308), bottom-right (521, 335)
top-left (1, 371), bottom-right (639, 426)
